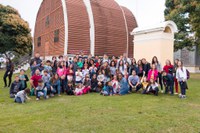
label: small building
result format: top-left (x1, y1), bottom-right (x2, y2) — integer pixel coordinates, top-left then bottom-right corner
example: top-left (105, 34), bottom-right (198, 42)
top-left (131, 21), bottom-right (178, 66)
top-left (34, 0), bottom-right (137, 58)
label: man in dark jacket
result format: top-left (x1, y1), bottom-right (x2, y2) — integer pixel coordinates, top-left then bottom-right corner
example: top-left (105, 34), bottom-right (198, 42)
top-left (30, 53), bottom-right (42, 66)
top-left (71, 57), bottom-right (78, 72)
top-left (142, 58), bottom-right (151, 76)
top-left (162, 71), bottom-right (174, 95)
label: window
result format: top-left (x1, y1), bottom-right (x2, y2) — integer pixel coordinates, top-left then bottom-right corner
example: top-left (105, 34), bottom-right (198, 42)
top-left (54, 29), bottom-right (59, 42)
top-left (37, 37), bottom-right (41, 47)
top-left (45, 16), bottom-right (50, 26)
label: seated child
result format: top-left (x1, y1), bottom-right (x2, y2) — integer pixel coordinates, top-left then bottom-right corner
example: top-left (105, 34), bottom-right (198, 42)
top-left (66, 82), bottom-right (74, 95)
top-left (19, 69), bottom-right (29, 91)
top-left (111, 75), bottom-right (120, 94)
top-left (82, 75), bottom-right (91, 94)
top-left (141, 76), bottom-right (149, 94)
top-left (91, 74), bottom-right (98, 92)
top-left (36, 79), bottom-right (48, 100)
top-left (100, 81), bottom-right (114, 96)
top-left (14, 88), bottom-right (30, 104)
top-left (10, 76), bottom-right (22, 98)
top-left (75, 67), bottom-right (83, 85)
top-left (74, 83), bottom-right (83, 96)
top-left (143, 78), bottom-right (159, 96)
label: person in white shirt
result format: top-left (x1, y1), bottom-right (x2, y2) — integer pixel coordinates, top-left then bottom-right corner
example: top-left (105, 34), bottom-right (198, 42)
top-left (14, 88), bottom-right (30, 103)
top-left (176, 61), bottom-right (187, 99)
top-left (82, 65), bottom-right (89, 78)
top-left (75, 67), bottom-right (83, 84)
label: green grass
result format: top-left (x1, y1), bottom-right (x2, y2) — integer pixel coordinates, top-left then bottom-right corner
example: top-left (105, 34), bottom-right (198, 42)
top-left (0, 70), bottom-right (200, 133)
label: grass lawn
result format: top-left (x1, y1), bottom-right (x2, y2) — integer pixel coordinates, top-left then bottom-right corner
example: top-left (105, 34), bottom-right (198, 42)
top-left (0, 70), bottom-right (200, 133)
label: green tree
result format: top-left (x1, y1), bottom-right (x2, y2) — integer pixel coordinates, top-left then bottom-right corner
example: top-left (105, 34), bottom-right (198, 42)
top-left (164, 0), bottom-right (200, 51)
top-left (0, 4), bottom-right (32, 57)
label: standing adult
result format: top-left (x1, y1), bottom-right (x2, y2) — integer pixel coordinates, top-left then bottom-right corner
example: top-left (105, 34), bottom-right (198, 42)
top-left (3, 58), bottom-right (14, 87)
top-left (142, 58), bottom-right (151, 76)
top-left (122, 53), bottom-right (131, 65)
top-left (71, 57), bottom-right (78, 73)
top-left (0, 58), bottom-right (2, 69)
top-left (163, 60), bottom-right (175, 95)
top-left (137, 60), bottom-right (143, 77)
top-left (30, 53), bottom-right (42, 66)
top-left (174, 59), bottom-right (179, 94)
top-left (152, 56), bottom-right (163, 92)
top-left (176, 61), bottom-right (187, 99)
top-left (129, 58), bottom-right (138, 75)
top-left (118, 60), bottom-right (126, 76)
top-left (64, 56), bottom-right (70, 68)
top-left (102, 54), bottom-right (109, 64)
top-left (52, 56), bottom-right (58, 74)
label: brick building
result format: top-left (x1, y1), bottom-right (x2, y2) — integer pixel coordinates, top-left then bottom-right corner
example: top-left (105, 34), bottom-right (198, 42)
top-left (34, 0), bottom-right (137, 58)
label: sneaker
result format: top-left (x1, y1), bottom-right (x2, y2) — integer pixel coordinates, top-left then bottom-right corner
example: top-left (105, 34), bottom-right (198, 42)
top-left (45, 96), bottom-right (49, 99)
top-left (182, 95), bottom-right (186, 99)
top-left (58, 94), bottom-right (61, 97)
top-left (179, 94), bottom-right (182, 98)
top-left (50, 94), bottom-right (54, 97)
top-left (161, 90), bottom-right (164, 93)
top-left (36, 98), bottom-right (39, 101)
top-left (174, 92), bottom-right (178, 95)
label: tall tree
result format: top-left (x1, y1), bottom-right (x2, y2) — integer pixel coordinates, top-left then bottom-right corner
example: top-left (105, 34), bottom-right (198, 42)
top-left (0, 4), bottom-right (32, 57)
top-left (164, 0), bottom-right (200, 51)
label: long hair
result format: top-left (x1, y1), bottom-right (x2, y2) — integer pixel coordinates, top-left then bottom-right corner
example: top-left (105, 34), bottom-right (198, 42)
top-left (179, 60), bottom-right (184, 68)
top-left (137, 60), bottom-right (142, 67)
top-left (152, 56), bottom-right (159, 64)
top-left (50, 73), bottom-right (59, 84)
top-left (131, 58), bottom-right (137, 66)
top-left (110, 60), bottom-right (116, 67)
top-left (118, 60), bottom-right (124, 70)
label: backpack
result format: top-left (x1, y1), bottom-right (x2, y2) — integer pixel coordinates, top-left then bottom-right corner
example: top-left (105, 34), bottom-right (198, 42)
top-left (186, 69), bottom-right (190, 80)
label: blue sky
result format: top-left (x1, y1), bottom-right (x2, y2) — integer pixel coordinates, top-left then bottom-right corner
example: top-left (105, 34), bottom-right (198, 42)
top-left (1, 0), bottom-right (165, 36)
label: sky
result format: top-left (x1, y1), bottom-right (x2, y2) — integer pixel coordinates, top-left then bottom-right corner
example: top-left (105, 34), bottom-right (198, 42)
top-left (0, 0), bottom-right (166, 36)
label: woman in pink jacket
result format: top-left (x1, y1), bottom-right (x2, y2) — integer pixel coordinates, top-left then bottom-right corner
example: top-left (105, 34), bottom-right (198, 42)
top-left (147, 64), bottom-right (158, 81)
top-left (56, 61), bottom-right (67, 93)
top-left (57, 61), bottom-right (67, 77)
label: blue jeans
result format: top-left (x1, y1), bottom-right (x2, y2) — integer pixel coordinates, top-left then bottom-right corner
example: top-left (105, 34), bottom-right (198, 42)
top-left (15, 97), bottom-right (22, 103)
top-left (179, 81), bottom-right (186, 95)
top-left (52, 85), bottom-right (61, 95)
top-left (130, 84), bottom-right (142, 92)
top-left (165, 84), bottom-right (174, 94)
top-left (165, 80), bottom-right (174, 94)
top-left (36, 88), bottom-right (47, 98)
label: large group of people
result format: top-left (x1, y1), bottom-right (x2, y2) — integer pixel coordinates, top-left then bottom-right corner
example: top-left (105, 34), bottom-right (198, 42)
top-left (4, 52), bottom-right (189, 104)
